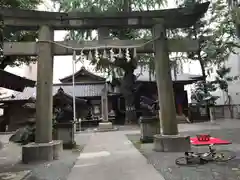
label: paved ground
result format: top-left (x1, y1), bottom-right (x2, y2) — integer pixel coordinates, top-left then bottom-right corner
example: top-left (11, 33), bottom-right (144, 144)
top-left (0, 133), bottom-right (91, 180)
top-left (1, 119), bottom-right (240, 180)
top-left (67, 131), bottom-right (165, 180)
top-left (127, 119), bottom-right (240, 180)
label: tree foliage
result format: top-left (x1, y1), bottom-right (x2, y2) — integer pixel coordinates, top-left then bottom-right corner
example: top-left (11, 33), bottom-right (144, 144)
top-left (177, 0), bottom-right (239, 109)
top-left (0, 0), bottom-right (42, 69)
top-left (191, 66), bottom-right (239, 107)
top-left (53, 0), bottom-right (166, 74)
top-left (212, 66), bottom-right (239, 102)
top-left (191, 80), bottom-right (218, 105)
top-left (52, 0), bottom-right (167, 124)
top-left (176, 0), bottom-right (239, 78)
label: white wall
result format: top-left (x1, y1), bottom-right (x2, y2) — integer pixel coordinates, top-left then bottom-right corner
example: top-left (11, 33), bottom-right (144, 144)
top-left (224, 49), bottom-right (240, 105)
top-left (207, 48), bottom-right (240, 105)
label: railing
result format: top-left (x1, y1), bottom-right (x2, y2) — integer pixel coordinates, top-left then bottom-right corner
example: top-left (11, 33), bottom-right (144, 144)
top-left (211, 104), bottom-right (240, 119)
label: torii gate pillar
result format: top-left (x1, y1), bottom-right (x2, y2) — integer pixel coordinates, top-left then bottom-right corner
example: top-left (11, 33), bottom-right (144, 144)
top-left (35, 25), bottom-right (54, 143)
top-left (152, 23), bottom-right (191, 152)
top-left (22, 25), bottom-right (62, 163)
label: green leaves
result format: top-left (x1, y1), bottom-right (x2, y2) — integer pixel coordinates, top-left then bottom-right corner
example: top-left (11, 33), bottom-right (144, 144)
top-left (0, 0), bottom-right (42, 8)
top-left (56, 0), bottom-right (166, 12)
top-left (54, 0), bottom-right (166, 78)
top-left (213, 66), bottom-right (239, 92)
top-left (0, 0), bottom-right (41, 69)
top-left (192, 64), bottom-right (240, 105)
top-left (191, 80), bottom-right (218, 105)
top-left (175, 0), bottom-right (240, 105)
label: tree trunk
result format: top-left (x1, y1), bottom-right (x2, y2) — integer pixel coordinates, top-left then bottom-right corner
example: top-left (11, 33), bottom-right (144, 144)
top-left (199, 58), bottom-right (207, 92)
top-left (193, 25), bottom-right (208, 97)
top-left (121, 68), bottom-right (137, 124)
top-left (198, 55), bottom-right (210, 118)
top-left (225, 90), bottom-right (234, 118)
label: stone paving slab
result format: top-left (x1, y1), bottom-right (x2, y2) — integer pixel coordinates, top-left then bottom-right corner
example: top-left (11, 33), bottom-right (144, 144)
top-left (0, 170), bottom-right (31, 180)
top-left (67, 131), bottom-right (165, 180)
top-left (0, 133), bottom-right (92, 180)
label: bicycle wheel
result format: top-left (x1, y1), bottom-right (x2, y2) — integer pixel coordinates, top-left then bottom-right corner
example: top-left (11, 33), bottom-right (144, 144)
top-left (214, 150), bottom-right (236, 162)
top-left (175, 156), bottom-right (204, 166)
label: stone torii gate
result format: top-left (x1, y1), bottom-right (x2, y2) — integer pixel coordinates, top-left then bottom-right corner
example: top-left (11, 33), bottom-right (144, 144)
top-left (1, 2), bottom-right (209, 162)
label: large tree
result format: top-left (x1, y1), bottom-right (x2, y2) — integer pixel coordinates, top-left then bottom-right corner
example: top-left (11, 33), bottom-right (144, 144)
top-left (0, 0), bottom-right (42, 69)
top-left (53, 0), bottom-right (166, 124)
top-left (180, 0), bottom-right (237, 81)
top-left (175, 0), bottom-right (239, 111)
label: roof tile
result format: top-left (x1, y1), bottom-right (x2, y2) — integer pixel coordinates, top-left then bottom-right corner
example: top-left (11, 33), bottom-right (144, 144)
top-left (1, 82), bottom-right (106, 101)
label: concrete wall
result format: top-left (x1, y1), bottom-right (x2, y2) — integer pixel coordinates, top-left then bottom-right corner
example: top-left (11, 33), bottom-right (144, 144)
top-left (208, 48), bottom-right (240, 105)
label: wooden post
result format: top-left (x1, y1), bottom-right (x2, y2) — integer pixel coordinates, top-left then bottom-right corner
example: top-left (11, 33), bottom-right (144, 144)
top-left (35, 25), bottom-right (54, 143)
top-left (153, 23), bottom-right (178, 135)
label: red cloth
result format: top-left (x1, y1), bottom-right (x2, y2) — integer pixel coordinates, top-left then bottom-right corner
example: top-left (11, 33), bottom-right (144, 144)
top-left (190, 137), bottom-right (231, 146)
top-left (178, 104), bottom-right (182, 115)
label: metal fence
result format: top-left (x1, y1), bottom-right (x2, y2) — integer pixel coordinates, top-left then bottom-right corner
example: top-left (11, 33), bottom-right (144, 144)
top-left (211, 105), bottom-right (240, 119)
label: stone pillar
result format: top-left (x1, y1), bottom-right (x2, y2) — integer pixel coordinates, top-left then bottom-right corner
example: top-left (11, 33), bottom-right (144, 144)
top-left (153, 23), bottom-right (178, 135)
top-left (98, 28), bottom-right (109, 122)
top-left (35, 25), bottom-right (54, 143)
top-left (101, 82), bottom-right (109, 122)
top-left (95, 28), bottom-right (117, 132)
top-left (152, 23), bottom-right (190, 152)
top-left (22, 25), bottom-right (62, 163)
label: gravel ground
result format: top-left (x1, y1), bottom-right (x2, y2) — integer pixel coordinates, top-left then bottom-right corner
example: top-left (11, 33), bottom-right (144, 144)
top-left (0, 133), bottom-right (92, 180)
top-left (127, 128), bottom-right (240, 180)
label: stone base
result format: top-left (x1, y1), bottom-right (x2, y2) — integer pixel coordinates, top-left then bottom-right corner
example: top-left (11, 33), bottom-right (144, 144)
top-left (140, 137), bottom-right (154, 143)
top-left (139, 116), bottom-right (160, 144)
top-left (153, 134), bottom-right (190, 152)
top-left (22, 140), bottom-right (62, 164)
top-left (54, 122), bottom-right (75, 149)
top-left (94, 122), bottom-right (118, 132)
top-left (63, 141), bottom-right (77, 149)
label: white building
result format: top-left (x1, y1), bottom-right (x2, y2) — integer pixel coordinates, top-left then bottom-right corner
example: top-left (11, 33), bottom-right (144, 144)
top-left (205, 48), bottom-right (240, 105)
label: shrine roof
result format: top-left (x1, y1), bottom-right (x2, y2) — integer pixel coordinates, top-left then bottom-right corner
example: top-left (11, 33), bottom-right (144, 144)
top-left (53, 87), bottom-right (88, 105)
top-left (0, 69), bottom-right (36, 92)
top-left (59, 66), bottom-right (105, 83)
top-left (0, 81), bottom-right (111, 103)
